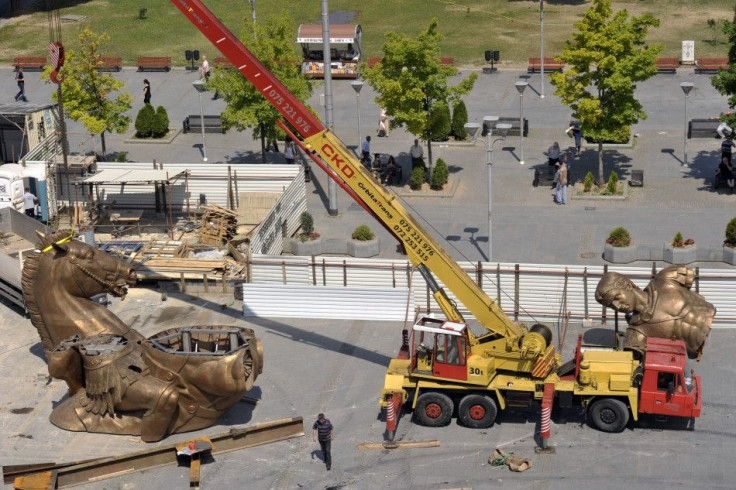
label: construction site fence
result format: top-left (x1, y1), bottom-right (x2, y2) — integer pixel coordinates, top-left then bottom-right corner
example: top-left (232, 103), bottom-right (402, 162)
top-left (234, 255), bottom-right (736, 329)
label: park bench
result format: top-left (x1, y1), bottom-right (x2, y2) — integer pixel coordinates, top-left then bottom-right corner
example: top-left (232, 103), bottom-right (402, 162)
top-left (439, 57), bottom-right (455, 66)
top-left (527, 57), bottom-right (564, 73)
top-left (97, 57), bottom-right (122, 72)
top-left (655, 57), bottom-right (679, 74)
top-left (137, 56), bottom-right (171, 72)
top-left (695, 58), bottom-right (728, 74)
top-left (495, 116), bottom-right (529, 137)
top-left (687, 118), bottom-right (721, 138)
top-left (13, 56), bottom-right (46, 71)
top-left (183, 114), bottom-right (226, 134)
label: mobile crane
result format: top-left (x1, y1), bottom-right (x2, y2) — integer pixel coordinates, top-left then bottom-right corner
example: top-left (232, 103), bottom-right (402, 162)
top-left (171, 0), bottom-right (703, 442)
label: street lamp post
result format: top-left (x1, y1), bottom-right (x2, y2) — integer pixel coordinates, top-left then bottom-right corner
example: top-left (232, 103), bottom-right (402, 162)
top-left (192, 79), bottom-right (208, 162)
top-left (482, 116), bottom-right (511, 262)
top-left (680, 82), bottom-right (693, 166)
top-left (351, 80), bottom-right (364, 154)
top-left (515, 81), bottom-right (528, 165)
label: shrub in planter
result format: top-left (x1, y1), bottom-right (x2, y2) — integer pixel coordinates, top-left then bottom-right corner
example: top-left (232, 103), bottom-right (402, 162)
top-left (725, 217), bottom-right (736, 247)
top-left (585, 125), bottom-right (631, 144)
top-left (607, 226), bottom-right (631, 247)
top-left (410, 166), bottom-right (425, 190)
top-left (134, 104), bottom-right (156, 138)
top-left (298, 211), bottom-right (319, 241)
top-left (671, 231), bottom-right (694, 248)
top-left (583, 172), bottom-right (595, 192)
top-left (605, 171), bottom-right (619, 195)
top-left (352, 224), bottom-right (375, 241)
top-left (451, 100), bottom-right (469, 141)
top-left (429, 101), bottom-right (451, 142)
top-left (430, 158), bottom-right (449, 190)
top-left (153, 106), bottom-right (170, 138)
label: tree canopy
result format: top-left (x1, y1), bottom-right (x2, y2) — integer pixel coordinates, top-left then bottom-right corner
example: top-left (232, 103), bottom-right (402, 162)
top-left (43, 28), bottom-right (132, 157)
top-left (362, 18), bottom-right (477, 167)
top-left (549, 0), bottom-right (661, 183)
top-left (711, 5), bottom-right (736, 127)
top-left (206, 13), bottom-right (313, 162)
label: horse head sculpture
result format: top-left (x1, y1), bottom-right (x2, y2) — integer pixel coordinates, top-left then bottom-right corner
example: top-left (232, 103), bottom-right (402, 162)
top-left (22, 229), bottom-right (140, 351)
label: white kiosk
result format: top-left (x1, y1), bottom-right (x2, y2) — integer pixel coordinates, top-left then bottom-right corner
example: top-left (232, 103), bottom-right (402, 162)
top-left (297, 24), bottom-right (362, 79)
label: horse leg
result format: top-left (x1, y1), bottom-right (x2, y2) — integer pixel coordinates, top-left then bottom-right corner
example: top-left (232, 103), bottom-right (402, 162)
top-left (119, 379), bottom-right (179, 442)
top-left (46, 345), bottom-right (84, 395)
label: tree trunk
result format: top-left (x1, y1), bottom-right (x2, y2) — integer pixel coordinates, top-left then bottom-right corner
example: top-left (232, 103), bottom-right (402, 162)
top-left (260, 123), bottom-right (267, 163)
top-left (597, 141), bottom-right (604, 186)
top-left (100, 131), bottom-right (107, 158)
top-left (426, 140), bottom-right (433, 182)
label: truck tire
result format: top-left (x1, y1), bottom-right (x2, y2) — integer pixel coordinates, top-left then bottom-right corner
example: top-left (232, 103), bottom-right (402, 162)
top-left (589, 398), bottom-right (629, 433)
top-left (414, 392), bottom-right (453, 427)
top-left (458, 394), bottom-right (497, 429)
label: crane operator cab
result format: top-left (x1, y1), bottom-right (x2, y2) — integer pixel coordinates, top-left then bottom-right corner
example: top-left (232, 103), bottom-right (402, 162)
top-left (410, 318), bottom-right (469, 381)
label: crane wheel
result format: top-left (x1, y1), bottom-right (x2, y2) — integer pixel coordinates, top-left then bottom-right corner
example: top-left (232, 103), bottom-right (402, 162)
top-left (589, 398), bottom-right (629, 433)
top-left (458, 394), bottom-right (498, 429)
top-left (414, 392), bottom-right (453, 427)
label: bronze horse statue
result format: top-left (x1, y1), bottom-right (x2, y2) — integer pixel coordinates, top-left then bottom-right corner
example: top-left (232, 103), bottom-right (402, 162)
top-left (22, 230), bottom-right (263, 441)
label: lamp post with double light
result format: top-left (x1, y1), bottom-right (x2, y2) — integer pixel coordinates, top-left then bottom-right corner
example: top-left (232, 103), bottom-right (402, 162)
top-left (483, 116), bottom-right (512, 262)
top-left (680, 82), bottom-right (693, 166)
top-left (515, 81), bottom-right (528, 165)
top-left (351, 80), bottom-right (364, 154)
top-left (192, 79), bottom-right (208, 162)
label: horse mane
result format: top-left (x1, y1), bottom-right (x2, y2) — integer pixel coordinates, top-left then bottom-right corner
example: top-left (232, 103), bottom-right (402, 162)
top-left (21, 229), bottom-right (75, 352)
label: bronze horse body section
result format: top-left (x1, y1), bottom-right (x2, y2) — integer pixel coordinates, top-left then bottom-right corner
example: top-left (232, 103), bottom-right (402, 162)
top-left (22, 230), bottom-right (263, 442)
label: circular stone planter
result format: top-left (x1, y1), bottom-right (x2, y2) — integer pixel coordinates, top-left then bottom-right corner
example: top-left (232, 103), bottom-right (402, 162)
top-left (347, 238), bottom-right (380, 258)
top-left (724, 245), bottom-right (736, 265)
top-left (663, 243), bottom-right (697, 265)
top-left (603, 243), bottom-right (638, 263)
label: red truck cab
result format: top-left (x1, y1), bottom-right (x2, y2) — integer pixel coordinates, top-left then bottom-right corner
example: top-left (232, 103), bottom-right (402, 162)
top-left (638, 338), bottom-right (702, 419)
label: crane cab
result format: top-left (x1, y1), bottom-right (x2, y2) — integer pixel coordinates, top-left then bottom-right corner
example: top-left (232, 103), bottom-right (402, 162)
top-left (409, 317), bottom-right (469, 381)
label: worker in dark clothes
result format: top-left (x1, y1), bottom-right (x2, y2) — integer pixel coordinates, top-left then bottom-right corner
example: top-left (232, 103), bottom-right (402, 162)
top-left (312, 413), bottom-right (334, 470)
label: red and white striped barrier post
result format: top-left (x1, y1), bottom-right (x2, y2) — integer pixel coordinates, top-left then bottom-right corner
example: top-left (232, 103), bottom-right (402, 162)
top-left (385, 393), bottom-right (403, 447)
top-left (536, 382), bottom-right (556, 454)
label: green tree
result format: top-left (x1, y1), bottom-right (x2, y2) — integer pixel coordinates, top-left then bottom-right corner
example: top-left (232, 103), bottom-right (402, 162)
top-left (206, 13), bottom-right (312, 163)
top-left (153, 106), bottom-right (170, 138)
top-left (429, 101), bottom-right (451, 142)
top-left (42, 28), bottom-right (132, 157)
top-left (549, 0), bottom-right (661, 184)
top-left (712, 5), bottom-right (736, 127)
top-left (362, 18), bottom-right (477, 172)
top-left (451, 100), bottom-right (469, 141)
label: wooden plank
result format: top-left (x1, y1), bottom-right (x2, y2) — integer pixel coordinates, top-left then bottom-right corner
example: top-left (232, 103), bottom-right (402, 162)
top-left (357, 439), bottom-right (440, 450)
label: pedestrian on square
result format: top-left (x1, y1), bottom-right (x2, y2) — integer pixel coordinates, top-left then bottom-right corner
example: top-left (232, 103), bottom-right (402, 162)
top-left (722, 136), bottom-right (733, 165)
top-left (567, 122), bottom-right (582, 155)
top-left (14, 67), bottom-right (28, 102)
top-left (719, 155), bottom-right (734, 193)
top-left (545, 141), bottom-right (561, 176)
top-left (410, 139), bottom-right (424, 168)
top-left (284, 140), bottom-right (295, 164)
top-left (554, 157), bottom-right (569, 205)
top-left (200, 55), bottom-right (210, 80)
top-left (143, 79), bottom-right (151, 105)
top-left (378, 108), bottom-right (389, 137)
top-left (361, 135), bottom-right (371, 165)
top-left (313, 413), bottom-right (334, 470)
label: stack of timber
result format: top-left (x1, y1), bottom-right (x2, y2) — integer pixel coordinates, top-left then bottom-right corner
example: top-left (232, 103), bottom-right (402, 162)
top-left (133, 239), bottom-right (236, 281)
top-left (200, 204), bottom-right (238, 245)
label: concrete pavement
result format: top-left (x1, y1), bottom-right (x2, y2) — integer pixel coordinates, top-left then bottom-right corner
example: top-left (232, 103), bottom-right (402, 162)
top-left (2, 64), bottom-right (734, 269)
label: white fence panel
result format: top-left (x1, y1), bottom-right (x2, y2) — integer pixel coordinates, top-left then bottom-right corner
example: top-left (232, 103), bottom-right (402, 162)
top-left (242, 284), bottom-right (415, 321)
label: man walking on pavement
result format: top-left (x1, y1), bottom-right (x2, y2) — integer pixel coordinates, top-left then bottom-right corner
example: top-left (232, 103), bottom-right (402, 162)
top-left (14, 67), bottom-right (28, 102)
top-left (410, 139), bottom-right (424, 168)
top-left (313, 413), bottom-right (334, 470)
top-left (361, 135), bottom-right (371, 166)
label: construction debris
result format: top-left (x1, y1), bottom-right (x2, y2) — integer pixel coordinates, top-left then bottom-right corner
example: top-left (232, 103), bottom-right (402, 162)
top-left (489, 448), bottom-right (532, 472)
top-left (200, 204), bottom-right (238, 245)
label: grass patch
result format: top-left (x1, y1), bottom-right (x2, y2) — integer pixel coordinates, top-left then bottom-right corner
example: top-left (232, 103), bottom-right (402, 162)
top-left (1, 1), bottom-right (735, 65)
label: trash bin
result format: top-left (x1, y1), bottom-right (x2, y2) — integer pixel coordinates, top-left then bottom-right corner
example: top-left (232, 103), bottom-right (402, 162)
top-left (630, 169), bottom-right (644, 187)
